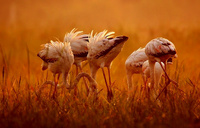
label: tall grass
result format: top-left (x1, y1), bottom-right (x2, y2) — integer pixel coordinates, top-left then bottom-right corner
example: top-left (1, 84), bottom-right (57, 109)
top-left (0, 26), bottom-right (200, 127)
top-left (1, 0), bottom-right (200, 127)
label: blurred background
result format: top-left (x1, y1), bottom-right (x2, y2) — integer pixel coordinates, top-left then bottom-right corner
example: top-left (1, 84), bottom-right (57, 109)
top-left (1, 0), bottom-right (200, 86)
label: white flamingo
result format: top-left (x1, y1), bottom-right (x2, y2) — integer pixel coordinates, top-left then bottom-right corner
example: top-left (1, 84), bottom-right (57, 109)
top-left (37, 40), bottom-right (97, 98)
top-left (144, 37), bottom-right (177, 89)
top-left (64, 28), bottom-right (89, 95)
top-left (87, 30), bottom-right (128, 101)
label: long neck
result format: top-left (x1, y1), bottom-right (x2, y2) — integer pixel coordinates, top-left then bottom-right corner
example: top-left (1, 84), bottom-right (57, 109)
top-left (62, 71), bottom-right (70, 88)
top-left (90, 64), bottom-right (99, 80)
top-left (149, 60), bottom-right (155, 89)
top-left (69, 72), bottom-right (98, 93)
top-left (126, 70), bottom-right (133, 91)
top-left (154, 62), bottom-right (164, 88)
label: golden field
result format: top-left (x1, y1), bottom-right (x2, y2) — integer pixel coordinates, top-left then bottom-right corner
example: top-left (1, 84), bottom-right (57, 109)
top-left (1, 0), bottom-right (200, 127)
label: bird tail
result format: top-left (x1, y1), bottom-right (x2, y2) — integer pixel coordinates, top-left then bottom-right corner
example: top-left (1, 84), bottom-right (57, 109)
top-left (64, 28), bottom-right (83, 42)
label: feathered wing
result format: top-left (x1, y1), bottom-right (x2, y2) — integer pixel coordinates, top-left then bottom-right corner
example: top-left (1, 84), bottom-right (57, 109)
top-left (37, 41), bottom-right (74, 64)
top-left (126, 48), bottom-right (148, 67)
top-left (64, 29), bottom-right (89, 58)
top-left (145, 37), bottom-right (177, 58)
top-left (64, 28), bottom-right (83, 42)
top-left (87, 30), bottom-right (115, 59)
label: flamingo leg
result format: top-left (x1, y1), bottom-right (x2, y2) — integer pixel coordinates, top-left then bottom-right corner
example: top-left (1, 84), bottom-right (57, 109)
top-left (126, 71), bottom-right (133, 99)
top-left (74, 65), bottom-right (79, 96)
top-left (107, 67), bottom-right (112, 86)
top-left (76, 65), bottom-right (79, 76)
top-left (158, 62), bottom-right (170, 84)
top-left (155, 62), bottom-right (172, 100)
top-left (79, 65), bottom-right (90, 96)
top-left (142, 73), bottom-right (148, 97)
top-left (101, 68), bottom-right (113, 101)
top-left (101, 68), bottom-right (109, 92)
top-left (53, 74), bottom-right (60, 98)
top-left (164, 61), bottom-right (167, 96)
top-left (149, 60), bottom-right (155, 89)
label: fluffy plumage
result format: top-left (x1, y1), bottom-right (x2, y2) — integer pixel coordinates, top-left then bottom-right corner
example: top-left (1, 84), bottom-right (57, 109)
top-left (37, 40), bottom-right (74, 88)
top-left (87, 30), bottom-right (128, 101)
top-left (64, 28), bottom-right (89, 67)
top-left (145, 37), bottom-right (177, 63)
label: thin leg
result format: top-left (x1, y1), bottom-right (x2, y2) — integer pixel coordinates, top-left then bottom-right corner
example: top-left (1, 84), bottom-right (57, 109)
top-left (149, 60), bottom-right (155, 89)
top-left (155, 62), bottom-right (172, 101)
top-left (101, 68), bottom-right (113, 101)
top-left (49, 81), bottom-right (53, 98)
top-left (107, 67), bottom-right (112, 86)
top-left (101, 68), bottom-right (109, 92)
top-left (142, 73), bottom-right (147, 91)
top-left (74, 66), bottom-right (79, 96)
top-left (164, 61), bottom-right (167, 96)
top-left (142, 73), bottom-right (149, 97)
top-left (76, 65), bottom-right (79, 76)
top-left (158, 62), bottom-right (170, 84)
top-left (127, 71), bottom-right (133, 91)
top-left (79, 65), bottom-right (89, 96)
top-left (53, 74), bottom-right (60, 98)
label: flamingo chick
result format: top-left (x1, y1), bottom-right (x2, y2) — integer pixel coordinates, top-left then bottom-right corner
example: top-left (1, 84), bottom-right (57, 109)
top-left (145, 37), bottom-right (177, 89)
top-left (87, 30), bottom-right (128, 101)
top-left (37, 40), bottom-right (74, 98)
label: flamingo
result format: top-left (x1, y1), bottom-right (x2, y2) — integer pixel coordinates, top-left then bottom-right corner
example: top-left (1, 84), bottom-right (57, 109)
top-left (64, 28), bottom-right (89, 95)
top-left (144, 37), bottom-right (177, 90)
top-left (87, 30), bottom-right (128, 101)
top-left (37, 40), bottom-right (74, 98)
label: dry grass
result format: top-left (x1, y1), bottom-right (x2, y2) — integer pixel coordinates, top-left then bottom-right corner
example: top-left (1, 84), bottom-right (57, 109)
top-left (1, 0), bottom-right (200, 127)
